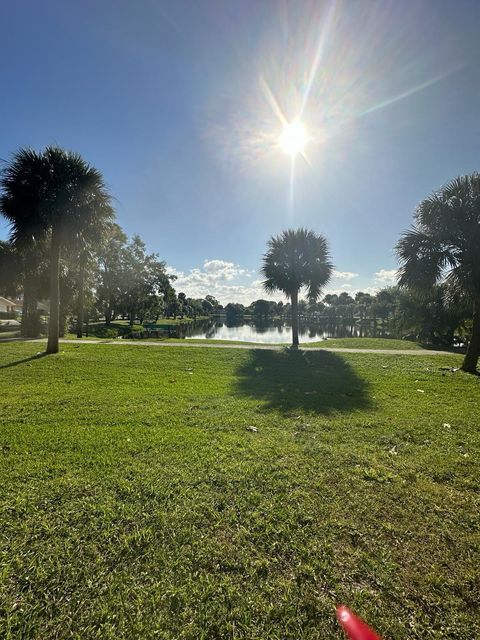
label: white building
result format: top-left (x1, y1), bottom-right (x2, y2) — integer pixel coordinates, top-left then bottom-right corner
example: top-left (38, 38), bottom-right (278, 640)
top-left (0, 297), bottom-right (17, 314)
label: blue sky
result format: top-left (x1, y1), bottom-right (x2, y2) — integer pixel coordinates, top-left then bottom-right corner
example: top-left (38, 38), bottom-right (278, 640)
top-left (1, 0), bottom-right (480, 303)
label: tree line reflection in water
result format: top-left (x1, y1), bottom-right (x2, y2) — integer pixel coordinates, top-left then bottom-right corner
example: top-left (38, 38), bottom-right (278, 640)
top-left (175, 317), bottom-right (389, 344)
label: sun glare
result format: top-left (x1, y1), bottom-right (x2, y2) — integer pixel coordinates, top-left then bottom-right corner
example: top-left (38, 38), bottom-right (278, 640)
top-left (279, 120), bottom-right (307, 157)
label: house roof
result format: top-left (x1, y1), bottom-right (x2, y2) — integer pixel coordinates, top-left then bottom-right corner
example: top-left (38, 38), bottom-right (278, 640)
top-left (0, 296), bottom-right (16, 307)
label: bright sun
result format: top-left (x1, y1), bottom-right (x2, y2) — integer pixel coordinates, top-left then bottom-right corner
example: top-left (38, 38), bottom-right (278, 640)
top-left (279, 120), bottom-right (307, 157)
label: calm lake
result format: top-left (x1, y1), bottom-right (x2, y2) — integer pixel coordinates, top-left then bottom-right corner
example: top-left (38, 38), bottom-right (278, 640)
top-left (179, 318), bottom-right (386, 344)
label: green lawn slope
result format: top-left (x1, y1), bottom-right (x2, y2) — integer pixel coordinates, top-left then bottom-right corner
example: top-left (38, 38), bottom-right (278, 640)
top-left (0, 343), bottom-right (478, 639)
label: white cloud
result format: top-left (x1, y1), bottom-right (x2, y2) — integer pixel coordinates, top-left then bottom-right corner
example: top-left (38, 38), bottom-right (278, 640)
top-left (166, 260), bottom-right (281, 305)
top-left (361, 286), bottom-right (379, 296)
top-left (167, 266), bottom-right (184, 279)
top-left (374, 268), bottom-right (397, 285)
top-left (203, 259), bottom-right (252, 281)
top-left (332, 270), bottom-right (359, 280)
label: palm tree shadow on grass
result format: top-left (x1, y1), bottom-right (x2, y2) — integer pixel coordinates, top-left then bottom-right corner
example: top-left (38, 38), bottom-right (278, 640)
top-left (236, 349), bottom-right (371, 415)
top-left (0, 352), bottom-right (48, 370)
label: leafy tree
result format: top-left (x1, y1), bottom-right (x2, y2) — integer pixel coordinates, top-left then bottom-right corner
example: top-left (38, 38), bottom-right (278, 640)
top-left (338, 292), bottom-right (354, 305)
top-left (397, 174), bottom-right (480, 372)
top-left (308, 300), bottom-right (325, 317)
top-left (163, 286), bottom-right (178, 319)
top-left (224, 302), bottom-right (245, 319)
top-left (120, 235), bottom-right (172, 325)
top-left (323, 293), bottom-right (338, 307)
top-left (251, 299), bottom-right (275, 317)
top-left (262, 229), bottom-right (333, 347)
top-left (355, 291), bottom-right (374, 305)
top-left (389, 285), bottom-right (468, 345)
top-left (335, 292), bottom-right (355, 323)
top-left (201, 299), bottom-right (214, 315)
top-left (186, 298), bottom-right (204, 317)
top-left (95, 224), bottom-right (128, 325)
top-left (0, 147), bottom-right (113, 353)
top-left (71, 214), bottom-right (111, 337)
top-left (205, 295), bottom-right (220, 311)
top-left (298, 299), bottom-right (308, 316)
top-left (177, 292), bottom-right (187, 318)
top-left (167, 298), bottom-right (181, 319)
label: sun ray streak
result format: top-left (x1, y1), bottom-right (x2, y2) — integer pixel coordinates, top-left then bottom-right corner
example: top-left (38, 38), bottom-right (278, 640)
top-left (359, 66), bottom-right (463, 117)
top-left (260, 76), bottom-right (288, 126)
top-left (299, 0), bottom-right (337, 117)
top-left (289, 156), bottom-right (296, 221)
top-left (301, 151), bottom-right (312, 167)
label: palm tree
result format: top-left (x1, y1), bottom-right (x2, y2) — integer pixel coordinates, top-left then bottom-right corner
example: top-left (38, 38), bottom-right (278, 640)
top-left (262, 228), bottom-right (333, 347)
top-left (397, 173), bottom-right (480, 373)
top-left (0, 146), bottom-right (113, 353)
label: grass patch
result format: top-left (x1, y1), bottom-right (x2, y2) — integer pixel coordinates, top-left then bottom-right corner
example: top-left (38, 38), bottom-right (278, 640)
top-left (60, 336), bottom-right (432, 350)
top-left (0, 330), bottom-right (20, 339)
top-left (304, 338), bottom-right (425, 350)
top-left (0, 343), bottom-right (478, 638)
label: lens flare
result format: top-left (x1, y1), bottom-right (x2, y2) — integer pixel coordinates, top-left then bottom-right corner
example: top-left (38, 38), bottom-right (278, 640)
top-left (279, 121), bottom-right (308, 157)
top-left (205, 0), bottom-right (463, 222)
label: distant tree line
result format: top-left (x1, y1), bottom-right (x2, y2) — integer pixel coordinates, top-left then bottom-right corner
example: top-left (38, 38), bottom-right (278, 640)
top-left (221, 287), bottom-right (472, 347)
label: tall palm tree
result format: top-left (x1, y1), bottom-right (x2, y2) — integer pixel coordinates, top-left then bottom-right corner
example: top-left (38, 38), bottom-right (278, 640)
top-left (262, 228), bottom-right (333, 347)
top-left (0, 146), bottom-right (113, 353)
top-left (397, 173), bottom-right (480, 373)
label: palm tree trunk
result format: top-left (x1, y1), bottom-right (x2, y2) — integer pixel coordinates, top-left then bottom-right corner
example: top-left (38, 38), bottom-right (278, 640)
top-left (46, 230), bottom-right (61, 354)
top-left (462, 297), bottom-right (480, 374)
top-left (76, 254), bottom-right (86, 338)
top-left (290, 289), bottom-right (299, 348)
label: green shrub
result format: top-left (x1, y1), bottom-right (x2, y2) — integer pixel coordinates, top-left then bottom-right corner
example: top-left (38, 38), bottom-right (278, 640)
top-left (90, 326), bottom-right (119, 339)
top-left (116, 324), bottom-right (143, 336)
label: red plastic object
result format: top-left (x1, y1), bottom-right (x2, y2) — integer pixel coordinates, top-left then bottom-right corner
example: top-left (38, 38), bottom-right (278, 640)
top-left (336, 605), bottom-right (383, 640)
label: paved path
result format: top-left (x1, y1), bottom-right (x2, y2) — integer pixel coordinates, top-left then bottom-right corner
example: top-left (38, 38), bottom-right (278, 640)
top-left (0, 337), bottom-right (457, 356)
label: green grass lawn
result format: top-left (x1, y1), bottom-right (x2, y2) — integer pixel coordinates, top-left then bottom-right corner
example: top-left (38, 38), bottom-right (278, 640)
top-left (178, 337), bottom-right (426, 349)
top-left (60, 335), bottom-right (431, 350)
top-left (304, 338), bottom-right (425, 350)
top-left (0, 342), bottom-right (478, 639)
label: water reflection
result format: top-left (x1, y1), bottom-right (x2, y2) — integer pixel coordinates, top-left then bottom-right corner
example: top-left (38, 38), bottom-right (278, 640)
top-left (176, 318), bottom-right (387, 344)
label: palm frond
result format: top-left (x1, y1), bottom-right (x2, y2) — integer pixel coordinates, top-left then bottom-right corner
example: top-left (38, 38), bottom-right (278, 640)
top-left (261, 228), bottom-right (333, 301)
top-left (397, 172), bottom-right (480, 299)
top-left (0, 145), bottom-right (114, 254)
